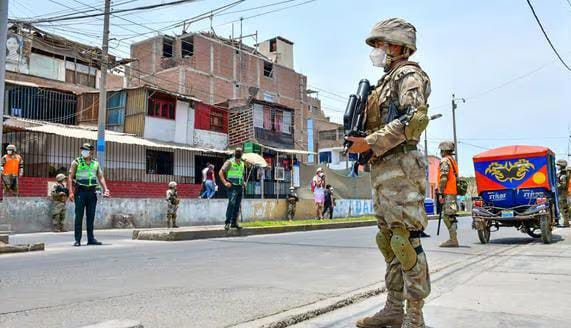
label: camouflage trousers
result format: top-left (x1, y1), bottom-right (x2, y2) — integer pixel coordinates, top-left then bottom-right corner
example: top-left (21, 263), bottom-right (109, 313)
top-left (442, 194), bottom-right (458, 234)
top-left (2, 175), bottom-right (18, 195)
top-left (52, 202), bottom-right (66, 231)
top-left (558, 192), bottom-right (569, 226)
top-left (287, 203), bottom-right (296, 220)
top-left (371, 150), bottom-right (431, 301)
top-left (166, 205), bottom-right (178, 227)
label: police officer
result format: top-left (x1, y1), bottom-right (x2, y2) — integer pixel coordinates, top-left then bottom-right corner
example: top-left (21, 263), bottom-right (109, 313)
top-left (1, 144), bottom-right (24, 196)
top-left (51, 173), bottom-right (69, 232)
top-left (69, 143), bottom-right (110, 246)
top-left (347, 18), bottom-right (431, 328)
top-left (220, 148), bottom-right (246, 231)
top-left (438, 141), bottom-right (460, 247)
top-left (287, 186), bottom-right (299, 221)
top-left (166, 181), bottom-right (180, 228)
top-left (556, 159), bottom-right (570, 227)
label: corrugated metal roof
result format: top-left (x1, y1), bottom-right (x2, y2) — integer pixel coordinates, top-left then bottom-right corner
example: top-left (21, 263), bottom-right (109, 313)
top-left (260, 144), bottom-right (316, 155)
top-left (4, 118), bottom-right (231, 155)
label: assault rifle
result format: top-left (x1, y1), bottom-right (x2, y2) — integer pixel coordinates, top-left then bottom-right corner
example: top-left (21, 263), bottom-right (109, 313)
top-left (55, 184), bottom-right (69, 197)
top-left (436, 193), bottom-right (443, 236)
top-left (343, 79), bottom-right (373, 175)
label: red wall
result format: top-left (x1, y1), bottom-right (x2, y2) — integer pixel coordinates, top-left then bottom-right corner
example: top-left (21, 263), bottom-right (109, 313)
top-left (11, 177), bottom-right (202, 198)
top-left (194, 102), bottom-right (228, 133)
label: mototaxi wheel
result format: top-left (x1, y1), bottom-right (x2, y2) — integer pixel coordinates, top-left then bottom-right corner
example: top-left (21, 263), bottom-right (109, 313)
top-left (540, 214), bottom-right (553, 244)
top-left (477, 226), bottom-right (491, 244)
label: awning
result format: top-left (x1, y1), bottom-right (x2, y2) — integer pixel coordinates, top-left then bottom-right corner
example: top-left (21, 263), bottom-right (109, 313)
top-left (260, 144), bottom-right (316, 155)
top-left (4, 117), bottom-right (231, 155)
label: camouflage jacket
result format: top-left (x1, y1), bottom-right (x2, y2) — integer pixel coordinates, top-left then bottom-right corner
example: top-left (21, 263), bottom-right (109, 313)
top-left (166, 189), bottom-right (179, 206)
top-left (51, 183), bottom-right (69, 203)
top-left (364, 61), bottom-right (431, 157)
top-left (558, 170), bottom-right (569, 194)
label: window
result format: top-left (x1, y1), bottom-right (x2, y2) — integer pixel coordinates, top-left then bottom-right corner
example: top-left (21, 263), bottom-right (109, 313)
top-left (263, 91), bottom-right (276, 103)
top-left (107, 91), bottom-right (126, 127)
top-left (282, 111), bottom-right (292, 134)
top-left (253, 104), bottom-right (264, 128)
top-left (273, 110), bottom-right (283, 132)
top-left (269, 38), bottom-right (277, 52)
top-left (263, 61), bottom-right (273, 78)
top-left (210, 110), bottom-right (224, 132)
top-left (146, 150), bottom-right (174, 175)
top-left (148, 94), bottom-right (176, 120)
top-left (319, 151), bottom-right (332, 164)
top-left (65, 69), bottom-right (96, 88)
top-left (181, 36), bottom-right (194, 57)
top-left (163, 37), bottom-right (174, 58)
top-left (263, 106), bottom-right (272, 129)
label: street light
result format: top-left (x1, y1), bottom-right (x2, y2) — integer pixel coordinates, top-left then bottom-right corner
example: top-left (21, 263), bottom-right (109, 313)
top-left (451, 94), bottom-right (466, 162)
top-left (425, 113), bottom-right (443, 199)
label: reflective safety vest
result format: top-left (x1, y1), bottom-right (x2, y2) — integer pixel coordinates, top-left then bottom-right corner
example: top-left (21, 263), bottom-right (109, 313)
top-left (439, 156), bottom-right (458, 195)
top-left (227, 159), bottom-right (245, 185)
top-left (2, 154), bottom-right (22, 175)
top-left (75, 157), bottom-right (99, 187)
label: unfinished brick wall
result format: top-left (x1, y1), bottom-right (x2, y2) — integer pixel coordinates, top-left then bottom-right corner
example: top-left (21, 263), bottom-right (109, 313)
top-left (228, 105), bottom-right (254, 146)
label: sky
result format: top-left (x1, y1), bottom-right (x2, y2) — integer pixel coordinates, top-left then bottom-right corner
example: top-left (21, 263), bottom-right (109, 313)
top-left (8, 0), bottom-right (571, 176)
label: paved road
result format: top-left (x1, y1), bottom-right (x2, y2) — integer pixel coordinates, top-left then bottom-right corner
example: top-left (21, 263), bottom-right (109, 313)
top-left (0, 217), bottom-right (566, 328)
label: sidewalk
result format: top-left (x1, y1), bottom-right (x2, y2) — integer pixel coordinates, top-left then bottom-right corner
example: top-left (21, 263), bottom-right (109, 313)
top-left (288, 227), bottom-right (571, 328)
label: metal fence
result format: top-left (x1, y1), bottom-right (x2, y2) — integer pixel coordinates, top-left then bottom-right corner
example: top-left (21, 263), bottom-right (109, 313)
top-left (3, 131), bottom-right (226, 184)
top-left (5, 84), bottom-right (77, 125)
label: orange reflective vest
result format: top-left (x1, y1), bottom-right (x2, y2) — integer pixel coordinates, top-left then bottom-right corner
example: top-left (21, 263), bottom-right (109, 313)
top-left (439, 156), bottom-right (458, 195)
top-left (2, 154), bottom-right (22, 175)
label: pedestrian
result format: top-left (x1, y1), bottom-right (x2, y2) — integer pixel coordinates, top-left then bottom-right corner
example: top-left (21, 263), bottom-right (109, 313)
top-left (311, 168), bottom-right (325, 219)
top-left (287, 186), bottom-right (299, 221)
top-left (68, 143), bottom-right (110, 247)
top-left (323, 184), bottom-right (335, 220)
top-left (556, 159), bottom-right (570, 227)
top-left (199, 162), bottom-right (211, 198)
top-left (1, 144), bottom-right (23, 197)
top-left (438, 141), bottom-right (460, 248)
top-left (166, 181), bottom-right (180, 228)
top-left (347, 18), bottom-right (432, 327)
top-left (220, 148), bottom-right (246, 231)
top-left (50, 173), bottom-right (69, 232)
top-left (200, 164), bottom-right (217, 199)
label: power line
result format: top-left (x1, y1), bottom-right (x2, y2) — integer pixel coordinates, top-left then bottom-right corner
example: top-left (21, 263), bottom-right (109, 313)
top-left (20, 0), bottom-right (202, 24)
top-left (525, 0), bottom-right (571, 72)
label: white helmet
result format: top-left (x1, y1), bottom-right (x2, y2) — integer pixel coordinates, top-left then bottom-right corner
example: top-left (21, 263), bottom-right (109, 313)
top-left (168, 181), bottom-right (177, 188)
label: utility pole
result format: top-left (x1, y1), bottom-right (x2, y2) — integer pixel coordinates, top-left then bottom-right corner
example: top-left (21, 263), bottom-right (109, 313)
top-left (0, 0), bottom-right (9, 151)
top-left (451, 93), bottom-right (465, 162)
top-left (96, 0), bottom-right (111, 167)
top-left (424, 113), bottom-right (443, 199)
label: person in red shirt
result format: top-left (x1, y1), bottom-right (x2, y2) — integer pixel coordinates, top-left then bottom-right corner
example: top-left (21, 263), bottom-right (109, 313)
top-left (200, 164), bottom-right (217, 199)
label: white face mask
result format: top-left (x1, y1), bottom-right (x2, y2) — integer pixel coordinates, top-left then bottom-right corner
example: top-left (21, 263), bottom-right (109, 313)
top-left (81, 150), bottom-right (91, 158)
top-left (370, 48), bottom-right (387, 68)
top-left (7, 150), bottom-right (13, 155)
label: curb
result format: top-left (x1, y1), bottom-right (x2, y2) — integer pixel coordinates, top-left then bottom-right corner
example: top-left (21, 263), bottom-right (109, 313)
top-left (78, 320), bottom-right (143, 328)
top-left (231, 283), bottom-right (386, 328)
top-left (0, 243), bottom-right (45, 254)
top-left (133, 220), bottom-right (377, 241)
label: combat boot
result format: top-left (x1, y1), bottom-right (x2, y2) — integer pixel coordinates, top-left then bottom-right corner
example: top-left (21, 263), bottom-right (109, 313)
top-left (439, 228), bottom-right (459, 247)
top-left (401, 300), bottom-right (425, 328)
top-left (562, 216), bottom-right (570, 228)
top-left (356, 291), bottom-right (404, 328)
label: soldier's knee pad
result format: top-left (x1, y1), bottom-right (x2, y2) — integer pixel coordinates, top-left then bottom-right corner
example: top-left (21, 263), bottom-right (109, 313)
top-left (375, 228), bottom-right (394, 262)
top-left (390, 227), bottom-right (417, 271)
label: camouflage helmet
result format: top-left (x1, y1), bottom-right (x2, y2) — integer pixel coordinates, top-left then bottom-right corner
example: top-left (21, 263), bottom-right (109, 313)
top-left (438, 141), bottom-right (455, 152)
top-left (366, 18), bottom-right (417, 54)
top-left (289, 186), bottom-right (295, 190)
top-left (168, 181), bottom-right (177, 188)
top-left (6, 144), bottom-right (16, 152)
top-left (56, 173), bottom-right (66, 182)
top-left (556, 159), bottom-right (568, 168)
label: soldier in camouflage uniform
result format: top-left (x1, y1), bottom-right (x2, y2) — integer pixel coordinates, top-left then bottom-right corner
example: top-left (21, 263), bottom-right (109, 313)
top-left (556, 160), bottom-right (570, 227)
top-left (166, 181), bottom-right (179, 228)
top-left (287, 186), bottom-right (299, 221)
top-left (51, 173), bottom-right (69, 232)
top-left (347, 18), bottom-right (431, 328)
top-left (438, 141), bottom-right (460, 247)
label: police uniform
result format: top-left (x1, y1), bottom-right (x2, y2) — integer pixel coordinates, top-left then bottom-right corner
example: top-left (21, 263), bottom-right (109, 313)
top-left (70, 144), bottom-right (103, 245)
top-left (221, 156), bottom-right (245, 229)
top-left (356, 18), bottom-right (431, 328)
top-left (438, 142), bottom-right (460, 247)
top-left (51, 174), bottom-right (69, 232)
top-left (1, 145), bottom-right (23, 196)
top-left (287, 188), bottom-right (299, 221)
top-left (166, 182), bottom-right (179, 228)
top-left (557, 160), bottom-right (570, 227)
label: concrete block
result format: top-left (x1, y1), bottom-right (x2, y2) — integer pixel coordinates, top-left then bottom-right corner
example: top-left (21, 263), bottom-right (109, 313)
top-left (79, 320), bottom-right (143, 328)
top-left (0, 234), bottom-right (8, 244)
top-left (28, 243), bottom-right (45, 251)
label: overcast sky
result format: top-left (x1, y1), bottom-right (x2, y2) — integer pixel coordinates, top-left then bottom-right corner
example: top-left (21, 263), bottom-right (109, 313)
top-left (9, 0), bottom-right (571, 175)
